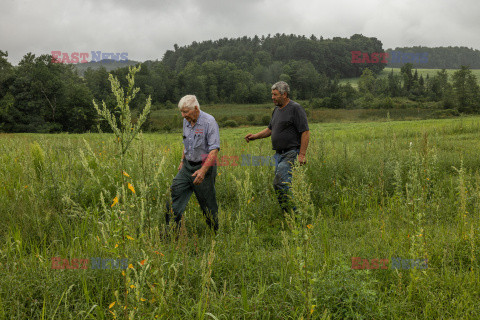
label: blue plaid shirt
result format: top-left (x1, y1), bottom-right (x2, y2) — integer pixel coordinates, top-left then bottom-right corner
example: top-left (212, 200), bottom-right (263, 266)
top-left (183, 111), bottom-right (220, 162)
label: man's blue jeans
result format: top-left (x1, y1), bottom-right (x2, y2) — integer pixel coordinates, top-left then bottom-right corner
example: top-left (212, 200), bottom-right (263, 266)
top-left (273, 149), bottom-right (299, 213)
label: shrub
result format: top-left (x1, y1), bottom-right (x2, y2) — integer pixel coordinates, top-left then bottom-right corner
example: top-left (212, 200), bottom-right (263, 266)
top-left (304, 108), bottom-right (311, 119)
top-left (162, 124), bottom-right (172, 132)
top-left (433, 109), bottom-right (460, 118)
top-left (261, 115), bottom-right (270, 126)
top-left (165, 100), bottom-right (175, 109)
top-left (223, 120), bottom-right (238, 127)
top-left (308, 98), bottom-right (323, 109)
top-left (375, 97), bottom-right (394, 109)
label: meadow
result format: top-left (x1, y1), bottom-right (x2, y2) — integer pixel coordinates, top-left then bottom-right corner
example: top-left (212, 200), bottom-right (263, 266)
top-left (1, 114), bottom-right (480, 319)
top-left (148, 103), bottom-right (442, 131)
top-left (339, 68), bottom-right (480, 88)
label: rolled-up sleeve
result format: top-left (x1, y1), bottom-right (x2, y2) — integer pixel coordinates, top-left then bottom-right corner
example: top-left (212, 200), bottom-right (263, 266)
top-left (207, 120), bottom-right (220, 152)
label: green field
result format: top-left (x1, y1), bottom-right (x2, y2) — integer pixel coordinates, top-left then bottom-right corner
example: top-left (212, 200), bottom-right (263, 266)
top-left (340, 68), bottom-right (480, 88)
top-left (148, 104), bottom-right (446, 131)
top-left (2, 116), bottom-right (480, 319)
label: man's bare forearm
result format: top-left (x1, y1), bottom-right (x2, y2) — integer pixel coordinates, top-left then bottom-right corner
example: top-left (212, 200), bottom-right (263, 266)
top-left (245, 127), bottom-right (271, 143)
top-left (254, 128), bottom-right (272, 140)
top-left (299, 130), bottom-right (310, 156)
top-left (201, 149), bottom-right (219, 170)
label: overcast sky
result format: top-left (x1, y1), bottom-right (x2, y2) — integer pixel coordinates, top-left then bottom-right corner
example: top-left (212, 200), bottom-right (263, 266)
top-left (1, 0), bottom-right (479, 65)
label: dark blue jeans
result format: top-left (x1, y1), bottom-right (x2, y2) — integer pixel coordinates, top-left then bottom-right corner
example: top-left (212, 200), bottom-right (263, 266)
top-left (273, 149), bottom-right (299, 213)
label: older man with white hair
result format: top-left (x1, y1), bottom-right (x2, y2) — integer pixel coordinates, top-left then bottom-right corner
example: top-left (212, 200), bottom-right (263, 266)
top-left (166, 95), bottom-right (220, 233)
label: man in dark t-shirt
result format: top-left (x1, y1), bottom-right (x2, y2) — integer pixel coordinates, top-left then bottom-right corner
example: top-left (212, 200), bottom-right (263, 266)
top-left (244, 81), bottom-right (310, 213)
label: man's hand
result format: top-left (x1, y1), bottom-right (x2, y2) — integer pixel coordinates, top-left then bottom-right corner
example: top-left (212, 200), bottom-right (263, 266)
top-left (298, 154), bottom-right (307, 166)
top-left (178, 160), bottom-right (184, 171)
top-left (244, 133), bottom-right (255, 143)
top-left (245, 128), bottom-right (271, 143)
top-left (192, 167), bottom-right (208, 185)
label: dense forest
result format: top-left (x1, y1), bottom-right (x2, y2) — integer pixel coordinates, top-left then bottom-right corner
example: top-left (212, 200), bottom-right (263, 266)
top-left (0, 34), bottom-right (479, 132)
top-left (386, 46), bottom-right (480, 69)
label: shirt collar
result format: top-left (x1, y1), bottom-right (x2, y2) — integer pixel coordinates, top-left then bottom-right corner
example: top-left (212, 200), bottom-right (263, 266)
top-left (185, 110), bottom-right (204, 128)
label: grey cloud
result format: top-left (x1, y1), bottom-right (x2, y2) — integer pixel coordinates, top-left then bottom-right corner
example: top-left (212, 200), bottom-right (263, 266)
top-left (1, 0), bottom-right (479, 65)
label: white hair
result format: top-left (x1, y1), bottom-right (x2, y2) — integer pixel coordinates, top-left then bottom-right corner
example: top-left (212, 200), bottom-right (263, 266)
top-left (178, 95), bottom-right (200, 111)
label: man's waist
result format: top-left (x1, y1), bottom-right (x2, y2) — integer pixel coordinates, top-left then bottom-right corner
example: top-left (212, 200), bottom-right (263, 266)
top-left (275, 146), bottom-right (299, 154)
top-left (185, 159), bottom-right (203, 166)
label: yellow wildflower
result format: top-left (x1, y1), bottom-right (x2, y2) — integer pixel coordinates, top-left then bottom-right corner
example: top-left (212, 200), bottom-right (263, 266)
top-left (123, 171), bottom-right (130, 178)
top-left (126, 235), bottom-right (134, 240)
top-left (128, 183), bottom-right (135, 194)
top-left (109, 301), bottom-right (116, 309)
top-left (111, 196), bottom-right (119, 207)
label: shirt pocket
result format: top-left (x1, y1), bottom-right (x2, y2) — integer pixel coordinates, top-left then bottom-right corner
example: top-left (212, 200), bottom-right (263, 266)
top-left (194, 133), bottom-right (205, 148)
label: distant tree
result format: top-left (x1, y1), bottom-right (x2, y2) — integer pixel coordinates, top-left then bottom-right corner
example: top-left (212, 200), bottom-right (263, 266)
top-left (338, 82), bottom-right (357, 107)
top-left (452, 66), bottom-right (480, 112)
top-left (387, 69), bottom-right (402, 97)
top-left (0, 50), bottom-right (13, 97)
top-left (249, 83), bottom-right (269, 103)
top-left (426, 69), bottom-right (455, 107)
top-left (400, 63), bottom-right (414, 93)
top-left (284, 60), bottom-right (320, 99)
top-left (358, 68), bottom-right (375, 95)
top-left (0, 51), bottom-right (14, 130)
top-left (2, 53), bottom-right (96, 132)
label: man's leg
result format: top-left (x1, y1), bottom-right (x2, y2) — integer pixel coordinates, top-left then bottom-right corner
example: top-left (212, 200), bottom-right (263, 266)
top-left (273, 150), bottom-right (298, 213)
top-left (166, 166), bottom-right (194, 229)
top-left (193, 165), bottom-right (219, 232)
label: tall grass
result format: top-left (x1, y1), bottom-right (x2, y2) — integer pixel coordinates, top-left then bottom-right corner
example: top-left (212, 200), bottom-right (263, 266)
top-left (1, 115), bottom-right (480, 318)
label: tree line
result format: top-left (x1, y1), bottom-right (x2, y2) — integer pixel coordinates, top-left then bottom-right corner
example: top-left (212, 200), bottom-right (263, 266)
top-left (339, 65), bottom-right (480, 113)
top-left (0, 33), bottom-right (479, 132)
top-left (386, 46), bottom-right (480, 69)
